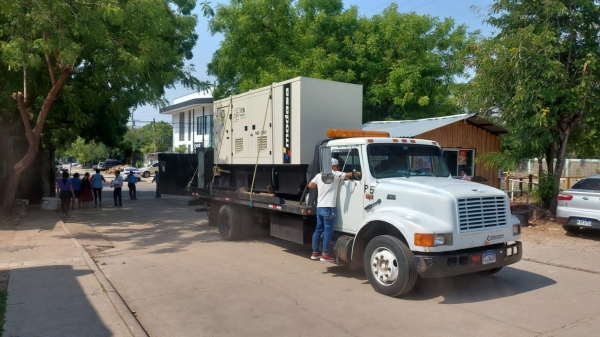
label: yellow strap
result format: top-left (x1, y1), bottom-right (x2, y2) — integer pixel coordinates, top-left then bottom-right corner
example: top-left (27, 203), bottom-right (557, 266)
top-left (249, 85), bottom-right (273, 206)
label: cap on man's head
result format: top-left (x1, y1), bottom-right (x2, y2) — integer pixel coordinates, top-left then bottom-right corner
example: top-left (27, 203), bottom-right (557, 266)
top-left (331, 158), bottom-right (339, 166)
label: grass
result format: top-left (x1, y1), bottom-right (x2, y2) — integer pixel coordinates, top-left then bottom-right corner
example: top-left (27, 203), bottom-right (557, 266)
top-left (0, 290), bottom-right (7, 336)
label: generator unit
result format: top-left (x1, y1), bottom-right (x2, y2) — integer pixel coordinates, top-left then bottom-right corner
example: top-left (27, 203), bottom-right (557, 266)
top-left (209, 77), bottom-right (362, 198)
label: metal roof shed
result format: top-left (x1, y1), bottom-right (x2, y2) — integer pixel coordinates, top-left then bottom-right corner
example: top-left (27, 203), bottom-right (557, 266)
top-left (363, 113), bottom-right (507, 188)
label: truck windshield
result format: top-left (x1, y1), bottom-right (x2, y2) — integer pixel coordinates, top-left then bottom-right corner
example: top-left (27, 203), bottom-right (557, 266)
top-left (367, 143), bottom-right (450, 178)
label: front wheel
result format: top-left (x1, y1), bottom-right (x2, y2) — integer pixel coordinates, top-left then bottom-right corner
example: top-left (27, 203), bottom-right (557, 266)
top-left (142, 171), bottom-right (150, 178)
top-left (363, 235), bottom-right (418, 297)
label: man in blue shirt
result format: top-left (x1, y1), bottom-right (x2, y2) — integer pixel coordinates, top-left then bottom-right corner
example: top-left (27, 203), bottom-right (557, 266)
top-left (91, 169), bottom-right (106, 208)
top-left (152, 172), bottom-right (161, 198)
top-left (71, 172), bottom-right (82, 209)
top-left (127, 171), bottom-right (137, 200)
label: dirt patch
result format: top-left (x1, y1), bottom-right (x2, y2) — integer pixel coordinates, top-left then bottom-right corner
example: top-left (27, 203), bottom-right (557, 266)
top-left (512, 201), bottom-right (600, 253)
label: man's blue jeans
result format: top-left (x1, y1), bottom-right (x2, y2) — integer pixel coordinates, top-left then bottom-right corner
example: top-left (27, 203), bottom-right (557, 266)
top-left (312, 207), bottom-right (335, 254)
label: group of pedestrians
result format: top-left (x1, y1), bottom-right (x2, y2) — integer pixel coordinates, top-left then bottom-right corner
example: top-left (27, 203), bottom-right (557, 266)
top-left (56, 168), bottom-right (160, 216)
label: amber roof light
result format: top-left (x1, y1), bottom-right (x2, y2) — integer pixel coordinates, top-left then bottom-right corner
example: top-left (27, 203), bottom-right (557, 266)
top-left (327, 129), bottom-right (389, 139)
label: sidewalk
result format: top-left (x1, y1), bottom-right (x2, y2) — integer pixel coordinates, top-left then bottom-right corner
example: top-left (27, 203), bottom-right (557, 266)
top-left (522, 240), bottom-right (600, 275)
top-left (0, 206), bottom-right (147, 337)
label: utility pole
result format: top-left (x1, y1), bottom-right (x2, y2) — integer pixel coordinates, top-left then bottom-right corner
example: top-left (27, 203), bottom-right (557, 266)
top-left (153, 118), bottom-right (156, 152)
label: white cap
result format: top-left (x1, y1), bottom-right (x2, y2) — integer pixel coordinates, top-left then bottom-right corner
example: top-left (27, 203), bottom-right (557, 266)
top-left (331, 158), bottom-right (339, 166)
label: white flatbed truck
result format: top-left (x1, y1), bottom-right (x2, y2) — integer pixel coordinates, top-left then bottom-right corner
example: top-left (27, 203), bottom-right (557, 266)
top-left (190, 77), bottom-right (522, 297)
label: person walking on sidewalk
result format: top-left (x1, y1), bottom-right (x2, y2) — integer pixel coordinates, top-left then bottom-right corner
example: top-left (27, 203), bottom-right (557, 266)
top-left (307, 158), bottom-right (355, 262)
top-left (80, 172), bottom-right (94, 208)
top-left (71, 172), bottom-right (82, 209)
top-left (56, 171), bottom-right (75, 217)
top-left (127, 171), bottom-right (137, 200)
top-left (110, 170), bottom-right (123, 208)
top-left (91, 168), bottom-right (106, 208)
top-left (152, 171), bottom-right (161, 198)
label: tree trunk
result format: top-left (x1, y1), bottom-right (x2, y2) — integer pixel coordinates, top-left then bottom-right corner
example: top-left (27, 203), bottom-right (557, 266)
top-left (549, 131), bottom-right (572, 215)
top-left (0, 68), bottom-right (72, 215)
top-left (1, 140), bottom-right (40, 215)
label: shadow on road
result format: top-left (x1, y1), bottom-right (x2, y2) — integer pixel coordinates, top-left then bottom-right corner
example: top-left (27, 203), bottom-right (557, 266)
top-left (403, 266), bottom-right (556, 303)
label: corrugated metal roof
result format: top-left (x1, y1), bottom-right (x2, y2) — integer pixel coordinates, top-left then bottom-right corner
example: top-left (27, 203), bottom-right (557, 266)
top-left (362, 113), bottom-right (507, 137)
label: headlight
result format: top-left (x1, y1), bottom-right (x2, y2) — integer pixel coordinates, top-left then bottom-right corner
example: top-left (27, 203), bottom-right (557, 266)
top-left (415, 233), bottom-right (453, 247)
top-left (513, 224), bottom-right (521, 235)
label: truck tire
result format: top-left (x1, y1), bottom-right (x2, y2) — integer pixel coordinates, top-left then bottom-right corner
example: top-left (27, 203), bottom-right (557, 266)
top-left (363, 235), bottom-right (417, 297)
top-left (218, 205), bottom-right (242, 241)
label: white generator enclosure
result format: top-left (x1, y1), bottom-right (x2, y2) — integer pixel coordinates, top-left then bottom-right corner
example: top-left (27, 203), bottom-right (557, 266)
top-left (213, 77), bottom-right (363, 165)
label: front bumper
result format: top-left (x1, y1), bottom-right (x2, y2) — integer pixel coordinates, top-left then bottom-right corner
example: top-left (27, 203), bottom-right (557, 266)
top-left (414, 241), bottom-right (522, 278)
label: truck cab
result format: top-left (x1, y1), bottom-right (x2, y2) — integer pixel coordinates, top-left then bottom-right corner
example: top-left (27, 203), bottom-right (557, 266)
top-left (316, 130), bottom-right (522, 296)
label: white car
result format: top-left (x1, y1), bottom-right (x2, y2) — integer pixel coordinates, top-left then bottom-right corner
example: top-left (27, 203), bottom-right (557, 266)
top-left (557, 174), bottom-right (600, 233)
top-left (140, 162), bottom-right (159, 178)
top-left (122, 167), bottom-right (142, 182)
top-left (97, 162), bottom-right (105, 170)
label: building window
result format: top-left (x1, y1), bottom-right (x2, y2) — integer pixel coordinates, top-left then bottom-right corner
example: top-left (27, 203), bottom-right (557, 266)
top-left (188, 110), bottom-right (192, 141)
top-left (197, 117), bottom-right (202, 135)
top-left (443, 149), bottom-right (475, 177)
top-left (179, 112), bottom-right (184, 141)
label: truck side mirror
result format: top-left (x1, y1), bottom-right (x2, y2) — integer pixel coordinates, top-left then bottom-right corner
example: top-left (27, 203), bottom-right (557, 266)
top-left (320, 146), bottom-right (334, 184)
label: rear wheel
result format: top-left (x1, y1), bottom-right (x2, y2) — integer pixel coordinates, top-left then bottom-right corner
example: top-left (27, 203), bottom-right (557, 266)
top-left (363, 235), bottom-right (417, 297)
top-left (218, 205), bottom-right (242, 241)
top-left (563, 225), bottom-right (581, 233)
top-left (142, 171), bottom-right (150, 178)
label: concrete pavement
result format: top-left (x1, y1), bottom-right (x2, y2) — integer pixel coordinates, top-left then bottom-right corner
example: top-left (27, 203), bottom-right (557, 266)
top-left (4, 180), bottom-right (600, 337)
top-left (60, 182), bottom-right (600, 337)
top-left (0, 206), bottom-right (147, 337)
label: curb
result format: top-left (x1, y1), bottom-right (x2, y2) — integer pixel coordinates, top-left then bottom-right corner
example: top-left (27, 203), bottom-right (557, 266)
top-left (58, 219), bottom-right (149, 337)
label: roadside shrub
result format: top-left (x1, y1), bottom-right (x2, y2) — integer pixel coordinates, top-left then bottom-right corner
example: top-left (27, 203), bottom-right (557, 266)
top-left (531, 174), bottom-right (555, 207)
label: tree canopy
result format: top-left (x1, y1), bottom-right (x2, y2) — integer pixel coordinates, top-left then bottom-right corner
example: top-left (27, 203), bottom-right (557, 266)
top-left (0, 0), bottom-right (206, 213)
top-left (469, 0), bottom-right (600, 210)
top-left (206, 0), bottom-right (476, 121)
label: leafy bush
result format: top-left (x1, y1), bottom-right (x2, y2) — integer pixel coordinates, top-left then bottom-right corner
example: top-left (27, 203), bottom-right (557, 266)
top-left (531, 174), bottom-right (555, 207)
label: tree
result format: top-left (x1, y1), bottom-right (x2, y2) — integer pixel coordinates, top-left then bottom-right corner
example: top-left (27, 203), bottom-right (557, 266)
top-left (65, 137), bottom-right (109, 165)
top-left (0, 0), bottom-right (206, 214)
top-left (469, 0), bottom-right (600, 212)
top-left (206, 1), bottom-right (475, 121)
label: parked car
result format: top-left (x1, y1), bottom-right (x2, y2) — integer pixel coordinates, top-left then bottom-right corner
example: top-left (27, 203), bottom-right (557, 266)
top-left (122, 167), bottom-right (142, 182)
top-left (55, 160), bottom-right (63, 172)
top-left (557, 174), bottom-right (600, 233)
top-left (97, 162), bottom-right (105, 170)
top-left (102, 159), bottom-right (123, 171)
top-left (140, 162), bottom-right (159, 178)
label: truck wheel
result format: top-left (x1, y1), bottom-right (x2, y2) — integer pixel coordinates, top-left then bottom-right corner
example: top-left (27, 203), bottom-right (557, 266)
top-left (479, 267), bottom-right (503, 275)
top-left (143, 171), bottom-right (150, 178)
top-left (363, 235), bottom-right (417, 297)
top-left (218, 205), bottom-right (242, 241)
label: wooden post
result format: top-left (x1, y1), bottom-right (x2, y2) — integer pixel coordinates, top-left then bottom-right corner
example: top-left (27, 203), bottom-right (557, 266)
top-left (505, 173), bottom-right (510, 191)
top-left (527, 174), bottom-right (532, 205)
top-left (566, 177), bottom-right (571, 189)
top-left (518, 178), bottom-right (522, 197)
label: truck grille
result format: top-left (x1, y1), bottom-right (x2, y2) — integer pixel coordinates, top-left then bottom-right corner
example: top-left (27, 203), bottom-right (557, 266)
top-left (458, 196), bottom-right (508, 232)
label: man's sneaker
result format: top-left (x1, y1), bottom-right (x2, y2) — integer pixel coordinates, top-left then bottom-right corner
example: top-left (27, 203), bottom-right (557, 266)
top-left (310, 252), bottom-right (321, 260)
top-left (320, 254), bottom-right (335, 263)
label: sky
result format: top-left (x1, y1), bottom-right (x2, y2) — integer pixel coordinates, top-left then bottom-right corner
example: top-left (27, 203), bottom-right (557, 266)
top-left (132, 0), bottom-right (495, 127)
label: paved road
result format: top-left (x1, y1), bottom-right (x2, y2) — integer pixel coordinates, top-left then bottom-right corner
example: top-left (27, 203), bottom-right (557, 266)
top-left (62, 183), bottom-right (600, 337)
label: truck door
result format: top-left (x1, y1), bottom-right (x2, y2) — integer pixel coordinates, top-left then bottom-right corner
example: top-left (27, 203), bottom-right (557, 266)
top-left (332, 146), bottom-right (365, 233)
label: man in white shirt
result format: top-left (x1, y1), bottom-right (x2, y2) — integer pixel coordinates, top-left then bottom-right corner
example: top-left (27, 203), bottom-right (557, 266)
top-left (460, 170), bottom-right (471, 181)
top-left (307, 158), bottom-right (354, 262)
top-left (110, 170), bottom-right (124, 207)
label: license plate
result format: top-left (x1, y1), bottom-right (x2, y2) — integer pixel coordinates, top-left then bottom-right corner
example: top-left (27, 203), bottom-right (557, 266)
top-left (577, 218), bottom-right (592, 226)
top-left (482, 252), bottom-right (496, 265)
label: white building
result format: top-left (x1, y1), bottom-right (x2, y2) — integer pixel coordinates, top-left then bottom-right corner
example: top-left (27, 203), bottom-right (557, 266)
top-left (160, 91), bottom-right (214, 153)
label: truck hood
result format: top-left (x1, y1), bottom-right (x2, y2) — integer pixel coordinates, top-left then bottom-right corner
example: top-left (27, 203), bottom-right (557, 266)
top-left (376, 177), bottom-right (506, 199)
